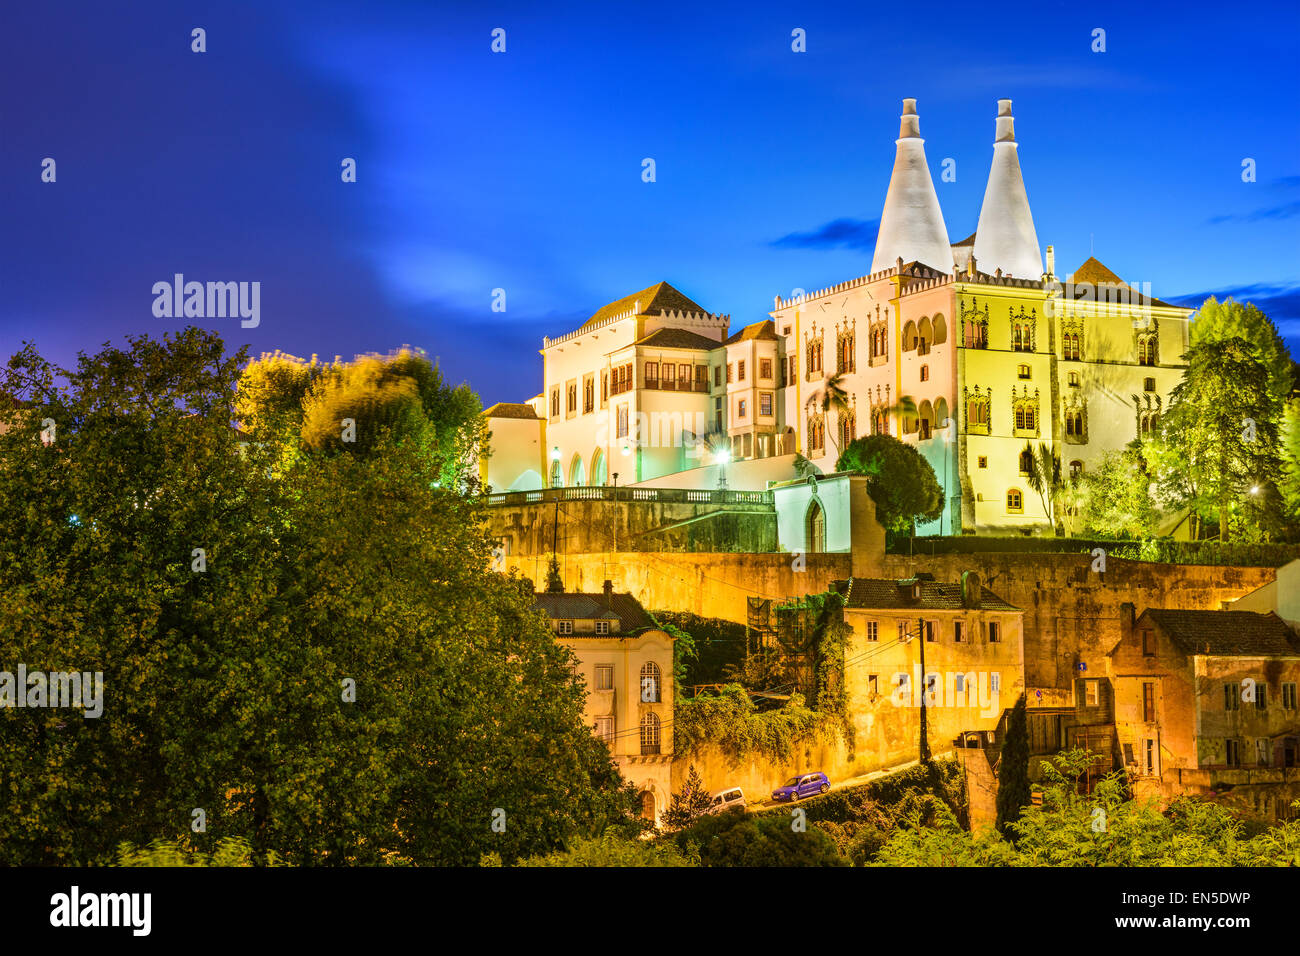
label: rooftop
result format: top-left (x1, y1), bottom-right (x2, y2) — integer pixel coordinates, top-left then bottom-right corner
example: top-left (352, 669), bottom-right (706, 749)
top-left (634, 327), bottom-right (722, 351)
top-left (581, 281), bottom-right (708, 330)
top-left (834, 576), bottom-right (1020, 612)
top-left (1138, 609), bottom-right (1300, 657)
top-left (724, 319), bottom-right (780, 345)
top-left (1066, 256), bottom-right (1180, 309)
top-left (533, 589), bottom-right (656, 635)
top-left (483, 402), bottom-right (539, 420)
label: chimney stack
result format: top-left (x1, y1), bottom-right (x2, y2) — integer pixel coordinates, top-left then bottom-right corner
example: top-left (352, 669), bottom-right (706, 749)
top-left (603, 579), bottom-right (614, 604)
top-left (870, 98), bottom-right (954, 274)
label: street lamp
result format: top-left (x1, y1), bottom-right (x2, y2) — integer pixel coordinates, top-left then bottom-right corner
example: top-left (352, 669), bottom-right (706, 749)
top-left (715, 447), bottom-right (731, 490)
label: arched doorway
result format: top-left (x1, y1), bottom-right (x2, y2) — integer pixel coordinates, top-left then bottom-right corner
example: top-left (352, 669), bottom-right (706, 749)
top-left (590, 449), bottom-right (607, 486)
top-left (549, 459), bottom-right (563, 488)
top-left (806, 499), bottom-right (826, 553)
top-left (640, 791), bottom-right (656, 823)
top-left (568, 454), bottom-right (585, 487)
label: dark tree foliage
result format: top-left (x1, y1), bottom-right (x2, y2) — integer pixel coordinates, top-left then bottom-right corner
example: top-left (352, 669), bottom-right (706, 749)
top-left (661, 764), bottom-right (713, 830)
top-left (674, 807), bottom-right (846, 866)
top-left (0, 329), bottom-right (633, 865)
top-left (995, 694), bottom-right (1031, 840)
top-left (835, 434), bottom-right (943, 533)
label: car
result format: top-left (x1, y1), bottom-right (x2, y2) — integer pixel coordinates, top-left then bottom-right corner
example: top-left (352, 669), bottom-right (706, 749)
top-left (771, 772), bottom-right (830, 802)
top-left (706, 787), bottom-right (747, 815)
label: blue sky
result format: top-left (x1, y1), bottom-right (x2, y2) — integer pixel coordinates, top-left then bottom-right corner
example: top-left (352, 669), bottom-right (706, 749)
top-left (2, 0), bottom-right (1297, 406)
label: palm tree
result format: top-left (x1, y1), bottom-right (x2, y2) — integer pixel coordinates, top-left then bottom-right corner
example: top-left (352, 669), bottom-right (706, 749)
top-left (1023, 441), bottom-right (1063, 532)
top-left (805, 372), bottom-right (851, 458)
top-left (885, 394), bottom-right (918, 438)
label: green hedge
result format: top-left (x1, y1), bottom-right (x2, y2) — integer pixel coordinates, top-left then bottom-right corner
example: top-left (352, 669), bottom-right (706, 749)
top-left (889, 534), bottom-right (1299, 566)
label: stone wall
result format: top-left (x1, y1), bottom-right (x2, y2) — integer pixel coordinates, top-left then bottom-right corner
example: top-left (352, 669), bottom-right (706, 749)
top-left (491, 499), bottom-right (778, 554)
top-left (504, 551), bottom-right (852, 623)
top-left (880, 552), bottom-right (1276, 689)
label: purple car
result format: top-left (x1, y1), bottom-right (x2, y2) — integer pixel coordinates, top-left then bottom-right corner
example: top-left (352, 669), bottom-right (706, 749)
top-left (771, 771), bottom-right (830, 802)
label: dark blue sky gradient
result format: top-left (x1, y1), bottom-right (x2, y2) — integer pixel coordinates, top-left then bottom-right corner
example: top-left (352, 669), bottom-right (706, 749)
top-left (3, 1), bottom-right (1297, 406)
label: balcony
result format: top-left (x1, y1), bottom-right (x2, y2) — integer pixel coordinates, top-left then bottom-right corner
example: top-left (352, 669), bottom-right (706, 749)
top-left (485, 486), bottom-right (774, 506)
top-left (642, 378), bottom-right (709, 393)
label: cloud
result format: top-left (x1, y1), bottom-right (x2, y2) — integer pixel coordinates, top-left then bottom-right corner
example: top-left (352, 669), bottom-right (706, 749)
top-left (771, 218), bottom-right (879, 251)
top-left (1166, 282), bottom-right (1300, 337)
top-left (1207, 200), bottom-right (1300, 225)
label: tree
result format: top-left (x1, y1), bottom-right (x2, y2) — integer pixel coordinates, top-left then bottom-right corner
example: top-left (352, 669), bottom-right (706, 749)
top-left (544, 554), bottom-right (565, 592)
top-left (675, 808), bottom-right (846, 866)
top-left (1156, 338), bottom-right (1281, 541)
top-left (661, 765), bottom-right (715, 830)
top-left (805, 372), bottom-right (851, 458)
top-left (1281, 399), bottom-right (1300, 528)
top-left (835, 434), bottom-right (943, 533)
top-left (1081, 447), bottom-right (1157, 539)
top-left (515, 832), bottom-right (698, 866)
top-left (0, 329), bottom-right (634, 865)
top-left (1022, 441), bottom-right (1063, 531)
top-left (995, 694), bottom-right (1030, 840)
top-left (1190, 297), bottom-right (1293, 408)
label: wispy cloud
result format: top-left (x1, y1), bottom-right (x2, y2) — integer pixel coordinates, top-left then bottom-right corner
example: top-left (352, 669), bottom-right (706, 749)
top-left (1207, 200), bottom-right (1300, 224)
top-left (1167, 282), bottom-right (1300, 336)
top-left (771, 218), bottom-right (879, 251)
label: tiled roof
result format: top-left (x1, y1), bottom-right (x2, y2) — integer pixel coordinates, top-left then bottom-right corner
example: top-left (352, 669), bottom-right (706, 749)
top-left (1142, 609), bottom-right (1300, 657)
top-left (723, 319), bottom-right (779, 345)
top-left (952, 232), bottom-right (976, 247)
top-left (1067, 256), bottom-right (1179, 309)
top-left (533, 591), bottom-right (656, 634)
top-left (581, 281), bottom-right (708, 330)
top-left (835, 577), bottom-right (1019, 612)
top-left (483, 402), bottom-right (539, 419)
top-left (634, 328), bottom-right (721, 351)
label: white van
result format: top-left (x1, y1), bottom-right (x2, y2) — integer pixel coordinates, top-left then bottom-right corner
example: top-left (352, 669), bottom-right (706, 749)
top-left (706, 787), bottom-right (747, 815)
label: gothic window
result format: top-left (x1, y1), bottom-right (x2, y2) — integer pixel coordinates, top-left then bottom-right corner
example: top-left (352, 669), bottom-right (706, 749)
top-left (806, 499), bottom-right (826, 553)
top-left (872, 406), bottom-right (888, 436)
top-left (1065, 406), bottom-right (1087, 443)
top-left (600, 370), bottom-right (608, 405)
top-left (550, 387), bottom-right (560, 419)
top-left (1011, 388), bottom-right (1040, 436)
top-left (1140, 412), bottom-right (1160, 438)
top-left (839, 407), bottom-right (856, 448)
top-left (1010, 306), bottom-right (1037, 352)
top-left (583, 376), bottom-right (595, 413)
top-left (1063, 331), bottom-right (1082, 361)
top-left (960, 297), bottom-right (988, 349)
top-left (1137, 331), bottom-right (1158, 366)
top-left (807, 413), bottom-right (826, 455)
top-left (805, 329), bottom-right (824, 378)
top-left (836, 326), bottom-right (856, 373)
top-left (964, 388), bottom-right (991, 435)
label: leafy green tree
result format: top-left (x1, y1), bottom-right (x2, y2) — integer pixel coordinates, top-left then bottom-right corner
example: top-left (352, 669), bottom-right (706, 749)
top-left (114, 837), bottom-right (287, 867)
top-left (515, 832), bottom-right (698, 866)
top-left (544, 554), bottom-right (565, 592)
top-left (661, 764), bottom-right (715, 830)
top-left (1190, 297), bottom-right (1293, 408)
top-left (1082, 446), bottom-right (1157, 538)
top-left (1156, 338), bottom-right (1281, 541)
top-left (676, 808), bottom-right (846, 866)
top-left (995, 694), bottom-right (1030, 840)
top-left (0, 330), bottom-right (633, 865)
top-left (835, 434), bottom-right (943, 533)
top-left (1281, 399), bottom-right (1300, 527)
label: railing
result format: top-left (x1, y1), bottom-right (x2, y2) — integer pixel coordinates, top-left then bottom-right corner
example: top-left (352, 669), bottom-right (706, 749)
top-left (484, 486), bottom-right (774, 506)
top-left (641, 379), bottom-right (710, 393)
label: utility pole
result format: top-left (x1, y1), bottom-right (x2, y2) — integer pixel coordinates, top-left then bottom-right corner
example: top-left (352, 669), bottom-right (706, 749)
top-left (917, 615), bottom-right (931, 763)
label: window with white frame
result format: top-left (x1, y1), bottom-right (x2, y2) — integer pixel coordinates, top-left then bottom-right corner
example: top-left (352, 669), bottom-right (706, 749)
top-left (595, 664), bottom-right (613, 690)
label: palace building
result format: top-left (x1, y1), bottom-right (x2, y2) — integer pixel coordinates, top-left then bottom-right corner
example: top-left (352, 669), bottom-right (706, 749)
top-left (481, 98), bottom-right (1193, 535)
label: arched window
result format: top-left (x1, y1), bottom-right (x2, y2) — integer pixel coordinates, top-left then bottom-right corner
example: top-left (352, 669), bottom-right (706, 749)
top-left (1006, 488), bottom-right (1023, 513)
top-left (917, 317), bottom-right (932, 356)
top-left (1019, 449), bottom-right (1034, 475)
top-left (568, 454), bottom-right (585, 487)
top-left (839, 408), bottom-right (856, 448)
top-left (640, 662), bottom-right (661, 703)
top-left (1069, 460), bottom-right (1084, 478)
top-left (931, 314), bottom-right (947, 345)
top-left (806, 499), bottom-right (826, 553)
top-left (902, 321), bottom-right (918, 352)
top-left (918, 400), bottom-right (934, 440)
top-left (590, 449), bottom-right (607, 486)
top-left (1138, 332), bottom-right (1158, 366)
top-left (640, 713), bottom-right (661, 755)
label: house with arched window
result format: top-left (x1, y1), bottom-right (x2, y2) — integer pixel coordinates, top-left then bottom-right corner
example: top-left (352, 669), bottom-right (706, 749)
top-left (534, 581), bottom-right (675, 827)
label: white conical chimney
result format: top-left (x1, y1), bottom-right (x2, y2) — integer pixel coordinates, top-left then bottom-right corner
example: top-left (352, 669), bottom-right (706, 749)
top-left (972, 99), bottom-right (1043, 280)
top-left (870, 99), bottom-right (953, 274)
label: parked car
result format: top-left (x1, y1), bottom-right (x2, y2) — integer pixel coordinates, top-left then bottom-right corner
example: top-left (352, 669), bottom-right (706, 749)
top-left (706, 787), bottom-right (747, 815)
top-left (771, 772), bottom-right (830, 802)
